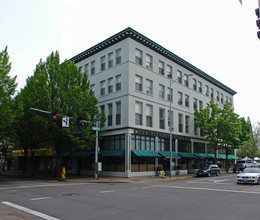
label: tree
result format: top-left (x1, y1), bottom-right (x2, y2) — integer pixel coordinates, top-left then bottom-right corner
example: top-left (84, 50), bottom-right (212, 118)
top-left (13, 51), bottom-right (104, 177)
top-left (0, 46), bottom-right (17, 162)
top-left (237, 122), bottom-right (260, 159)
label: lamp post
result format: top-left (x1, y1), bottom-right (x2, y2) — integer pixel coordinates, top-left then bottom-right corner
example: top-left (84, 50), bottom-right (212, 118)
top-left (168, 73), bottom-right (193, 178)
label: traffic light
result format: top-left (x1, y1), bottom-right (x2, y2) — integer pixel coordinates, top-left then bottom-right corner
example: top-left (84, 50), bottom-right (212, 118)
top-left (75, 116), bottom-right (83, 128)
top-left (51, 110), bottom-right (57, 124)
top-left (256, 8), bottom-right (260, 39)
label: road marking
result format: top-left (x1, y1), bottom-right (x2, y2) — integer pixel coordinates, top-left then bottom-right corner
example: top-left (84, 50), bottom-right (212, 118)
top-left (30, 197), bottom-right (51, 201)
top-left (0, 182), bottom-right (96, 190)
top-left (156, 185), bottom-right (260, 194)
top-left (213, 179), bottom-right (229, 183)
top-left (141, 186), bottom-right (157, 189)
top-left (100, 190), bottom-right (117, 193)
top-left (2, 201), bottom-right (60, 220)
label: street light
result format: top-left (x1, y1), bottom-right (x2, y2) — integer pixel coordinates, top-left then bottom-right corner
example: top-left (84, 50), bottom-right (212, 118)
top-left (168, 73), bottom-right (193, 177)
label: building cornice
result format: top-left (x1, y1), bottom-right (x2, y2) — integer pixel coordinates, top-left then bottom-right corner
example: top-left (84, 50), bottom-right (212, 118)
top-left (70, 27), bottom-right (236, 95)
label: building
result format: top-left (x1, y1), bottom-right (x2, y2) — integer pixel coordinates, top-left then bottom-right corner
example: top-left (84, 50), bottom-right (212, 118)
top-left (70, 27), bottom-right (237, 177)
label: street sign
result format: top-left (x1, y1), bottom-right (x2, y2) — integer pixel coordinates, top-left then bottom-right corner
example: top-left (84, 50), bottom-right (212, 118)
top-left (92, 127), bottom-right (100, 131)
top-left (62, 117), bottom-right (70, 128)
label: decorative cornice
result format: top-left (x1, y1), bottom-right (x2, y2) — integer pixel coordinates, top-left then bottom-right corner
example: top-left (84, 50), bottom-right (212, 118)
top-left (70, 27), bottom-right (236, 95)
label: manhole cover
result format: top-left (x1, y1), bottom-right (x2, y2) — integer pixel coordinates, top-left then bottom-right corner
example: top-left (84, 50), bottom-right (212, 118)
top-left (62, 193), bottom-right (80, 197)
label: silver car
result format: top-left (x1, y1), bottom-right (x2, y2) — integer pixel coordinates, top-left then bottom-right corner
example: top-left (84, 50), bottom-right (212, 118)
top-left (236, 167), bottom-right (260, 184)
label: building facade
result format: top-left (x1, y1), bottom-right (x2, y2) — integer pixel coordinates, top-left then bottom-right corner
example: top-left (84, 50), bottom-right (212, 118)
top-left (70, 27), bottom-right (237, 177)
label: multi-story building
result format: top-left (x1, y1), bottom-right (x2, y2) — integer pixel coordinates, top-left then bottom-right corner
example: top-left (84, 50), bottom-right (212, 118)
top-left (70, 27), bottom-right (237, 177)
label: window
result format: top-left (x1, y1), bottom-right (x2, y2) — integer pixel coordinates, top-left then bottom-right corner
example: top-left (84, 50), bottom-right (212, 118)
top-left (135, 75), bottom-right (142, 92)
top-left (146, 105), bottom-right (153, 127)
top-left (108, 104), bottom-right (113, 126)
top-left (220, 93), bottom-right (223, 103)
top-left (178, 92), bottom-right (183, 105)
top-left (108, 78), bottom-right (113, 93)
top-left (167, 65), bottom-right (172, 78)
top-left (167, 87), bottom-right (173, 101)
top-left (90, 84), bottom-right (95, 96)
top-left (193, 78), bottom-right (197, 90)
top-left (168, 110), bottom-right (173, 130)
top-left (101, 56), bottom-right (106, 71)
top-left (159, 84), bottom-right (165, 99)
top-left (210, 88), bottom-right (214, 98)
top-left (216, 91), bottom-right (220, 101)
top-left (205, 85), bottom-right (209, 96)
top-left (146, 79), bottom-right (153, 95)
top-left (84, 63), bottom-right (89, 76)
top-left (159, 108), bottom-right (165, 129)
top-left (177, 70), bottom-right (182, 84)
top-left (159, 61), bottom-right (164, 75)
top-left (116, 102), bottom-right (121, 125)
top-left (193, 98), bottom-right (198, 109)
top-left (185, 95), bottom-right (189, 107)
top-left (146, 54), bottom-right (152, 69)
top-left (135, 102), bottom-right (142, 125)
top-left (178, 113), bottom-right (183, 133)
top-left (194, 123), bottom-right (198, 135)
top-left (184, 74), bottom-right (189, 87)
top-left (198, 81), bottom-right (202, 93)
top-left (135, 49), bottom-right (143, 65)
top-left (226, 96), bottom-right (229, 103)
top-left (100, 81), bottom-right (105, 96)
top-left (91, 61), bottom-right (95, 75)
top-left (115, 75), bottom-right (121, 91)
top-left (199, 100), bottom-right (203, 110)
top-left (116, 49), bottom-right (121, 64)
top-left (108, 52), bottom-right (113, 68)
top-left (100, 105), bottom-right (105, 127)
top-left (206, 103), bottom-right (210, 110)
top-left (185, 115), bottom-right (190, 133)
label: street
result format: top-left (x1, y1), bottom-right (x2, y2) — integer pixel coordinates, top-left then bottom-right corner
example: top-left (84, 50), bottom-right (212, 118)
top-left (1, 174), bottom-right (260, 220)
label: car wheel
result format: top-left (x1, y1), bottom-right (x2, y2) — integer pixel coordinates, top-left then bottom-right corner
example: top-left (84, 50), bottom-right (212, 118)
top-left (216, 171), bottom-right (220, 176)
top-left (236, 182), bottom-right (241, 184)
top-left (207, 172), bottom-right (211, 177)
top-left (257, 178), bottom-right (260, 185)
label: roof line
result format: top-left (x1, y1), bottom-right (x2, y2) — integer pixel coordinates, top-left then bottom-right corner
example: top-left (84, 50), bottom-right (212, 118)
top-left (70, 27), bottom-right (236, 95)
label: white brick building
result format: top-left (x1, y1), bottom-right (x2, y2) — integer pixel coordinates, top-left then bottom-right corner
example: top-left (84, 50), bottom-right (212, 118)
top-left (70, 27), bottom-right (237, 177)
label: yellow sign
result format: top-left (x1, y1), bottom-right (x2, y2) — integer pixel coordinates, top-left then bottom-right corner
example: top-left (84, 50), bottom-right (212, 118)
top-left (12, 148), bottom-right (53, 157)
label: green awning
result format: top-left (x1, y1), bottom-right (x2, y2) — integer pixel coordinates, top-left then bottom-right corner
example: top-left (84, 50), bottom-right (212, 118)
top-left (101, 150), bottom-right (125, 157)
top-left (219, 154), bottom-right (228, 159)
top-left (132, 150), bottom-right (161, 157)
top-left (159, 151), bottom-right (181, 158)
top-left (194, 153), bottom-right (210, 159)
top-left (62, 152), bottom-right (72, 157)
top-left (228, 155), bottom-right (239, 160)
top-left (178, 152), bottom-right (197, 158)
top-left (207, 154), bottom-right (222, 159)
top-left (71, 151), bottom-right (93, 157)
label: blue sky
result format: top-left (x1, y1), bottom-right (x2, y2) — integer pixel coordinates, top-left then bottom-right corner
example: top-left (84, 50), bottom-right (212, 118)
top-left (1, 0), bottom-right (260, 124)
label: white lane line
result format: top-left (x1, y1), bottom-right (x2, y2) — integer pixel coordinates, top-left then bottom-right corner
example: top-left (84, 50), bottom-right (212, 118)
top-left (213, 179), bottom-right (229, 183)
top-left (156, 185), bottom-right (260, 194)
top-left (30, 197), bottom-right (51, 201)
top-left (0, 182), bottom-right (96, 190)
top-left (141, 186), bottom-right (157, 189)
top-left (100, 190), bottom-right (117, 193)
top-left (2, 201), bottom-right (60, 220)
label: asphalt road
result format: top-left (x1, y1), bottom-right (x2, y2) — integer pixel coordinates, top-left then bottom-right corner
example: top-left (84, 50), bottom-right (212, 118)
top-left (1, 174), bottom-right (260, 220)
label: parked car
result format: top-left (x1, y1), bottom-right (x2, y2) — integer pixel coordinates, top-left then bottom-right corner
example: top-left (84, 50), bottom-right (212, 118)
top-left (236, 167), bottom-right (260, 184)
top-left (196, 164), bottom-right (220, 177)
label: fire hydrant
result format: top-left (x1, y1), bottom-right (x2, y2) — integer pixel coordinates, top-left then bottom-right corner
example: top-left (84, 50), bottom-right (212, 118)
top-left (61, 167), bottom-right (66, 180)
top-left (162, 170), bottom-right (165, 178)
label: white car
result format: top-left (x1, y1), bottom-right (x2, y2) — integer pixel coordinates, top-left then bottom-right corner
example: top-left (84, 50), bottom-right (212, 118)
top-left (236, 167), bottom-right (260, 184)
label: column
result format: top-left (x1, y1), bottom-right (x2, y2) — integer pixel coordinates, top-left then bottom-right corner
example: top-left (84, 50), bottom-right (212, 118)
top-left (125, 133), bottom-right (131, 177)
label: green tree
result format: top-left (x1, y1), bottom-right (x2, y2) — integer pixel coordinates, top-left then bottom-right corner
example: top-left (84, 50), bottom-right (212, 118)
top-left (0, 46), bottom-right (17, 161)
top-left (237, 122), bottom-right (260, 159)
top-left (13, 51), bottom-right (104, 177)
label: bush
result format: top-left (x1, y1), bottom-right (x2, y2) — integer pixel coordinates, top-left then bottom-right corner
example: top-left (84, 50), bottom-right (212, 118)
top-left (176, 164), bottom-right (184, 170)
top-left (192, 163), bottom-right (198, 169)
top-left (156, 166), bottom-right (164, 172)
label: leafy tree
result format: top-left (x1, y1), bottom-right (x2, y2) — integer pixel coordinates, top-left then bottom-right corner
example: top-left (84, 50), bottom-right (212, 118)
top-left (237, 122), bottom-right (260, 159)
top-left (0, 46), bottom-right (17, 161)
top-left (13, 51), bottom-right (104, 177)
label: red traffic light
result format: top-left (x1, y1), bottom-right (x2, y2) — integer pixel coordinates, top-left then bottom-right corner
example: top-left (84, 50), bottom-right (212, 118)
top-left (51, 110), bottom-right (57, 124)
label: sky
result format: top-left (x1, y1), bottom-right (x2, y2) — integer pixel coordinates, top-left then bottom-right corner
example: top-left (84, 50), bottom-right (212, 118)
top-left (1, 0), bottom-right (260, 124)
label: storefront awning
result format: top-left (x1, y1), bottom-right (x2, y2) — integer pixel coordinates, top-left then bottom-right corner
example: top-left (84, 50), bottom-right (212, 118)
top-left (101, 150), bottom-right (125, 157)
top-left (218, 154), bottom-right (228, 159)
top-left (71, 151), bottom-right (93, 157)
top-left (132, 150), bottom-right (161, 157)
top-left (159, 151), bottom-right (181, 158)
top-left (12, 148), bottom-right (53, 157)
top-left (228, 155), bottom-right (239, 160)
top-left (207, 154), bottom-right (222, 159)
top-left (178, 153), bottom-right (197, 158)
top-left (194, 153), bottom-right (210, 159)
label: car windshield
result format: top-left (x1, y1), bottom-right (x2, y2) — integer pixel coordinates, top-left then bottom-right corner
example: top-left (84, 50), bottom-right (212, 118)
top-left (242, 168), bottom-right (260, 173)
